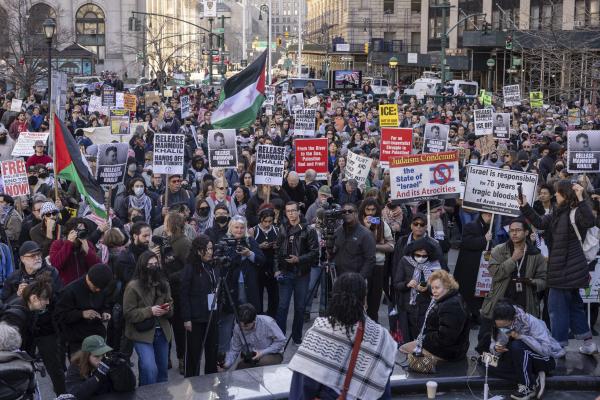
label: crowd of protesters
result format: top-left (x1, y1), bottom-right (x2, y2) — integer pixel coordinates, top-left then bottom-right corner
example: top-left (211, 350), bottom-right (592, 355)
top-left (0, 73), bottom-right (597, 400)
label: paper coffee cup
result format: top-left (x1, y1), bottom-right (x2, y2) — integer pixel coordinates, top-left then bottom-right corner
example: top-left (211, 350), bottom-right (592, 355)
top-left (426, 381), bottom-right (438, 399)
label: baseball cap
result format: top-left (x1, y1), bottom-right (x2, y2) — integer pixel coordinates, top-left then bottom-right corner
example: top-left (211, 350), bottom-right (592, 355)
top-left (411, 212), bottom-right (427, 224)
top-left (19, 241), bottom-right (41, 257)
top-left (81, 335), bottom-right (112, 356)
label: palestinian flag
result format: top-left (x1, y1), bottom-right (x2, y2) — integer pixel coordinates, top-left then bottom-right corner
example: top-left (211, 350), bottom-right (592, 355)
top-left (211, 50), bottom-right (267, 129)
top-left (53, 114), bottom-right (107, 218)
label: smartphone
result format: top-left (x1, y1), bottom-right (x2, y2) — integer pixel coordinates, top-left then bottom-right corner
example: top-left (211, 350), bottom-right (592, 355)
top-left (517, 182), bottom-right (523, 203)
top-left (367, 216), bottom-right (381, 225)
top-left (159, 303), bottom-right (170, 309)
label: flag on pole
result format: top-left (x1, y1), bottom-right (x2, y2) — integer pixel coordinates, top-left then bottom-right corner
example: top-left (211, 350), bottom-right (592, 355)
top-left (211, 51), bottom-right (267, 129)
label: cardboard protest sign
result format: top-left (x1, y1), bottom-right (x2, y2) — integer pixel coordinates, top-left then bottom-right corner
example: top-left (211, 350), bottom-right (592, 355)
top-left (345, 150), bottom-right (371, 189)
top-left (530, 91), bottom-right (543, 107)
top-left (11, 132), bottom-right (49, 157)
top-left (307, 96), bottom-right (320, 107)
top-left (102, 86), bottom-right (115, 107)
top-left (295, 137), bottom-right (328, 180)
top-left (475, 252), bottom-right (492, 297)
top-left (115, 92), bottom-right (125, 108)
top-left (475, 135), bottom-right (496, 156)
top-left (567, 130), bottom-right (600, 173)
top-left (503, 85), bottom-right (521, 107)
top-left (474, 108), bottom-right (493, 136)
top-left (83, 126), bottom-right (129, 145)
top-left (208, 129), bottom-right (237, 169)
top-left (180, 95), bottom-right (191, 119)
top-left (568, 108), bottom-right (581, 126)
top-left (95, 143), bottom-right (129, 188)
top-left (144, 91), bottom-right (161, 106)
top-left (254, 144), bottom-right (285, 185)
top-left (492, 113), bottom-right (511, 140)
top-left (287, 93), bottom-right (304, 113)
top-left (463, 165), bottom-right (538, 217)
top-left (163, 89), bottom-right (173, 98)
top-left (0, 159), bottom-right (29, 196)
top-left (123, 94), bottom-right (137, 113)
top-left (380, 128), bottom-right (412, 168)
top-left (389, 151), bottom-right (461, 203)
top-left (109, 108), bottom-right (130, 135)
top-left (10, 99), bottom-right (22, 112)
top-left (153, 134), bottom-right (185, 174)
top-left (293, 109), bottom-right (316, 136)
top-left (422, 124), bottom-right (449, 153)
top-left (379, 104), bottom-right (399, 127)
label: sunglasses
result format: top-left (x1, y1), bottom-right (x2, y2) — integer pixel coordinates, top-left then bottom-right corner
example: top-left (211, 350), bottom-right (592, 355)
top-left (341, 209), bottom-right (354, 215)
top-left (412, 222), bottom-right (426, 227)
top-left (217, 186), bottom-right (226, 190)
top-left (46, 211), bottom-right (59, 217)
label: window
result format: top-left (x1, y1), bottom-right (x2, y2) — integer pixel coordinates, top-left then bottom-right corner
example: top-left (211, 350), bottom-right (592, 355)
top-left (28, 3), bottom-right (57, 36)
top-left (384, 0), bottom-right (394, 14)
top-left (411, 0), bottom-right (420, 13)
top-left (531, 0), bottom-right (563, 30)
top-left (76, 4), bottom-right (105, 61)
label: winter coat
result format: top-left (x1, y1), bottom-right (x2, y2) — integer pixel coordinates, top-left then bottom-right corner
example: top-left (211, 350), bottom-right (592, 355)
top-left (49, 239), bottom-right (100, 286)
top-left (179, 262), bottom-right (217, 323)
top-left (123, 279), bottom-right (174, 344)
top-left (274, 222), bottom-right (319, 276)
top-left (65, 357), bottom-right (136, 400)
top-left (454, 219), bottom-right (491, 305)
top-left (521, 201), bottom-right (594, 288)
top-left (333, 223), bottom-right (376, 279)
top-left (421, 290), bottom-right (470, 361)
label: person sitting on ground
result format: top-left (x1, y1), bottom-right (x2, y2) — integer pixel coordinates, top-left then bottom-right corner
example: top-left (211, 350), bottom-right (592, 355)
top-left (488, 299), bottom-right (564, 400)
top-left (219, 303), bottom-right (285, 371)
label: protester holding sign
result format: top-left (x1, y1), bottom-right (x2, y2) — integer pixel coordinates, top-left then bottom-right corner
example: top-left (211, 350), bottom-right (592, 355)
top-left (567, 131), bottom-right (600, 173)
top-left (422, 124), bottom-right (449, 153)
top-left (474, 109), bottom-right (493, 136)
top-left (208, 129), bottom-right (237, 169)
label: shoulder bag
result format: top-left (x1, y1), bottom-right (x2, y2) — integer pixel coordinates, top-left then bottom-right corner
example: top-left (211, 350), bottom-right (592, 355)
top-left (337, 321), bottom-right (364, 400)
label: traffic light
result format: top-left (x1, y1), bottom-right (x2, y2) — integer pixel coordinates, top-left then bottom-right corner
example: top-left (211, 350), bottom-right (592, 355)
top-left (284, 31), bottom-right (289, 38)
top-left (128, 16), bottom-right (135, 31)
top-left (277, 36), bottom-right (282, 46)
top-left (364, 42), bottom-right (369, 54)
top-left (505, 35), bottom-right (513, 50)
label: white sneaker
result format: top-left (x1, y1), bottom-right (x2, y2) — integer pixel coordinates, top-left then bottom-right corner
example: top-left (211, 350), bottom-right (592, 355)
top-left (579, 341), bottom-right (598, 355)
top-left (536, 371), bottom-right (545, 399)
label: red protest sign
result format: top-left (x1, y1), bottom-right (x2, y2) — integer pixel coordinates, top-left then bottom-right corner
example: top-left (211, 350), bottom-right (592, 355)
top-left (380, 128), bottom-right (412, 168)
top-left (295, 138), bottom-right (328, 180)
top-left (1, 159), bottom-right (29, 197)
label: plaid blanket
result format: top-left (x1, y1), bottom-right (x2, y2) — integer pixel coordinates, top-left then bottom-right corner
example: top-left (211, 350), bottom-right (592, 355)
top-left (288, 316), bottom-right (397, 399)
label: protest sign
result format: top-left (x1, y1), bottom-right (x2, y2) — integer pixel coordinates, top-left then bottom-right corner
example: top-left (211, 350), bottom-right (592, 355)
top-left (0, 159), bottom-right (29, 197)
top-left (581, 263), bottom-right (600, 303)
top-left (463, 165), bottom-right (538, 217)
top-left (83, 126), bottom-right (128, 145)
top-left (109, 108), bottom-right (130, 135)
top-left (264, 86), bottom-right (275, 106)
top-left (281, 82), bottom-right (289, 101)
top-left (568, 108), bottom-right (581, 126)
top-left (287, 93), bottom-right (304, 113)
top-left (254, 145), bottom-right (285, 185)
top-left (293, 109), bottom-right (316, 136)
top-left (567, 130), bottom-right (600, 173)
top-left (144, 91), bottom-right (161, 106)
top-left (379, 104), bottom-right (399, 127)
top-left (345, 150), bottom-right (371, 189)
top-left (389, 151), bottom-right (461, 203)
top-left (208, 129), bottom-right (237, 169)
top-left (123, 93), bottom-right (137, 113)
top-left (422, 123), bottom-right (449, 153)
top-left (474, 252), bottom-right (492, 297)
top-left (10, 99), bottom-right (22, 112)
top-left (95, 143), bottom-right (128, 188)
top-left (474, 108), bottom-right (493, 136)
top-left (492, 113), bottom-right (511, 140)
top-left (503, 85), bottom-right (521, 107)
top-left (102, 86), bottom-right (115, 107)
top-left (115, 92), bottom-right (124, 108)
top-left (475, 135), bottom-right (496, 156)
top-left (295, 138), bottom-right (328, 180)
top-left (479, 90), bottom-right (492, 106)
top-left (88, 95), bottom-right (108, 115)
top-left (530, 91), bottom-right (543, 107)
top-left (380, 128), bottom-right (412, 168)
top-left (11, 131), bottom-right (49, 157)
top-left (51, 71), bottom-right (68, 120)
top-left (307, 96), bottom-right (320, 107)
top-left (153, 134), bottom-right (185, 174)
top-left (130, 122), bottom-right (148, 136)
top-left (163, 89), bottom-right (173, 98)
top-left (180, 95), bottom-right (191, 118)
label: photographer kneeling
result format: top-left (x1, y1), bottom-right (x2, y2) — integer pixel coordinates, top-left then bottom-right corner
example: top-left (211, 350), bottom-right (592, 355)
top-left (65, 335), bottom-right (135, 400)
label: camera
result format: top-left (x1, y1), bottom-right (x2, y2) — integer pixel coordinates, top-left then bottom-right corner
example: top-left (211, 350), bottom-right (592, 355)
top-left (481, 352), bottom-right (499, 367)
top-left (102, 351), bottom-right (131, 368)
top-left (76, 228), bottom-right (88, 240)
top-left (241, 350), bottom-right (258, 364)
top-left (319, 198), bottom-right (343, 252)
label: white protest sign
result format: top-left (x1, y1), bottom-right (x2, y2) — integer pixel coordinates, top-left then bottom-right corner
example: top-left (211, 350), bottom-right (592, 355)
top-left (581, 263), bottom-right (600, 303)
top-left (264, 86), bottom-right (275, 106)
top-left (463, 165), bottom-right (538, 217)
top-left (307, 96), bottom-right (320, 107)
top-left (152, 134), bottom-right (185, 174)
top-left (115, 92), bottom-right (125, 108)
top-left (492, 113), bottom-right (511, 140)
top-left (95, 143), bottom-right (129, 188)
top-left (294, 109), bottom-right (316, 136)
top-left (10, 99), bottom-right (22, 112)
top-left (88, 95), bottom-right (108, 115)
top-left (254, 144), bottom-right (285, 186)
top-left (83, 126), bottom-right (123, 145)
top-left (11, 131), bottom-right (49, 157)
top-left (345, 150), bottom-right (371, 189)
top-left (474, 252), bottom-right (492, 297)
top-left (0, 159), bottom-right (29, 197)
top-left (503, 84), bottom-right (521, 107)
top-left (567, 130), bottom-right (600, 173)
top-left (474, 108), bottom-right (493, 136)
top-left (208, 129), bottom-right (238, 169)
top-left (180, 95), bottom-right (191, 118)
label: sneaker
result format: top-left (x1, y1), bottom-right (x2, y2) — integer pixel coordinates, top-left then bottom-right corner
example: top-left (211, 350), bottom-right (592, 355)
top-left (510, 384), bottom-right (536, 400)
top-left (536, 371), bottom-right (546, 399)
top-left (579, 341), bottom-right (599, 355)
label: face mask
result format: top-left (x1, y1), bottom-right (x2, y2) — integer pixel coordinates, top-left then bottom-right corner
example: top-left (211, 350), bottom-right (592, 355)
top-left (38, 172), bottom-right (49, 179)
top-left (28, 176), bottom-right (38, 185)
top-left (198, 208), bottom-right (210, 217)
top-left (490, 157), bottom-right (498, 163)
top-left (215, 215), bottom-right (229, 225)
top-left (555, 165), bottom-right (564, 172)
top-left (414, 256), bottom-right (428, 264)
top-left (128, 165), bottom-right (137, 173)
top-left (149, 268), bottom-right (161, 281)
top-left (498, 327), bottom-right (512, 335)
top-left (469, 159), bottom-right (478, 165)
top-left (133, 187), bottom-right (145, 196)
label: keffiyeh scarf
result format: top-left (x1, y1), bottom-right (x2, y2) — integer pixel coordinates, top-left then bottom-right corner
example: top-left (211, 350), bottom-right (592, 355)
top-left (288, 316), bottom-right (397, 400)
top-left (129, 194), bottom-right (152, 224)
top-left (403, 256), bottom-right (441, 306)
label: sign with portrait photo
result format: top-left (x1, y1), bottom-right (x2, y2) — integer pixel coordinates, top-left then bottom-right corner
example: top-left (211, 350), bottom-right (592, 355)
top-left (492, 113), bottom-right (511, 140)
top-left (208, 129), bottom-right (238, 169)
top-left (567, 130), bottom-right (600, 173)
top-left (422, 123), bottom-right (449, 153)
top-left (95, 143), bottom-right (129, 188)
top-left (287, 93), bottom-right (304, 114)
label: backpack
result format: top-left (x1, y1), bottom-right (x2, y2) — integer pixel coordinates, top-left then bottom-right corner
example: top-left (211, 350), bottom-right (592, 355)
top-left (569, 208), bottom-right (600, 264)
top-left (0, 351), bottom-right (37, 400)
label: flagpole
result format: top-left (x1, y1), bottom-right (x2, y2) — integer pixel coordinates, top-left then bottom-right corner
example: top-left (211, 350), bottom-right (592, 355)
top-left (51, 105), bottom-right (58, 202)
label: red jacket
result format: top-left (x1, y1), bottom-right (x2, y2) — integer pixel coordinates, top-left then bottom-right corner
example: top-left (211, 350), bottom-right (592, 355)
top-left (49, 239), bottom-right (100, 285)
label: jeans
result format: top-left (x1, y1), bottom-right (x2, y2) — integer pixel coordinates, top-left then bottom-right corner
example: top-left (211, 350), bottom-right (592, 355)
top-left (304, 266), bottom-right (327, 315)
top-left (548, 288), bottom-right (592, 346)
top-left (133, 328), bottom-right (170, 386)
top-left (218, 312), bottom-right (235, 353)
top-left (276, 272), bottom-right (310, 342)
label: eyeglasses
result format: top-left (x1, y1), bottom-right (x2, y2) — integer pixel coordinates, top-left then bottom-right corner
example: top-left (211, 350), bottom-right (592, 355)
top-left (23, 253), bottom-right (41, 259)
top-left (341, 209), bottom-right (354, 215)
top-left (412, 222), bottom-right (426, 227)
top-left (286, 209), bottom-right (299, 214)
top-left (170, 179), bottom-right (182, 183)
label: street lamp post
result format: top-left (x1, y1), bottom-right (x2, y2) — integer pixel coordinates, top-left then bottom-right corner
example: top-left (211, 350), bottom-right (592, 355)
top-left (259, 2), bottom-right (272, 84)
top-left (487, 58), bottom-right (495, 92)
top-left (42, 18), bottom-right (56, 199)
top-left (389, 56), bottom-right (398, 86)
top-left (363, 18), bottom-right (372, 76)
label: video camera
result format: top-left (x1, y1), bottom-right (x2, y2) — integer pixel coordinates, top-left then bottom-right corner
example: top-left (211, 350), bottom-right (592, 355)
top-left (102, 351), bottom-right (132, 368)
top-left (151, 235), bottom-right (175, 265)
top-left (320, 198), bottom-right (343, 252)
top-left (213, 237), bottom-right (250, 265)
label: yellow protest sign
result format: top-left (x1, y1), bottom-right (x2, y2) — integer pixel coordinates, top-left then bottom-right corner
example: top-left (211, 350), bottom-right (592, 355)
top-left (379, 104), bottom-right (399, 127)
top-left (530, 91), bottom-right (543, 107)
top-left (123, 93), bottom-right (137, 113)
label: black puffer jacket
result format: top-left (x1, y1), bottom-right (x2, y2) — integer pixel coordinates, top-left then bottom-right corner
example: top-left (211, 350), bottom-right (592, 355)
top-left (421, 290), bottom-right (469, 361)
top-left (521, 201), bottom-right (594, 289)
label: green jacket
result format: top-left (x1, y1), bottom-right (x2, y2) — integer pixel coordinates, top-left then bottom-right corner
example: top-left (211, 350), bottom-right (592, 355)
top-left (481, 242), bottom-right (547, 319)
top-left (123, 279), bottom-right (174, 344)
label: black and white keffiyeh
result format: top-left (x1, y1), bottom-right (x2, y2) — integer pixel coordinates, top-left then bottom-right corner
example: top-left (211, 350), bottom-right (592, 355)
top-left (288, 316), bottom-right (397, 400)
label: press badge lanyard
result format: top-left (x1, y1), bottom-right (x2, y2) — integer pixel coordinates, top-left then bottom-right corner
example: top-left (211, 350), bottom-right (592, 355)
top-left (203, 263), bottom-right (218, 311)
top-left (515, 245), bottom-right (527, 293)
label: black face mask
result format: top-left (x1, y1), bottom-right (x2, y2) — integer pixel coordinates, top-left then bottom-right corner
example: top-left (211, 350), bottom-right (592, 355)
top-left (198, 208), bottom-right (210, 217)
top-left (555, 165), bottom-right (564, 172)
top-left (149, 268), bottom-right (161, 282)
top-left (520, 161), bottom-right (528, 167)
top-left (39, 172), bottom-right (49, 179)
top-left (490, 157), bottom-right (498, 163)
top-left (28, 176), bottom-right (38, 185)
top-left (215, 215), bottom-right (229, 225)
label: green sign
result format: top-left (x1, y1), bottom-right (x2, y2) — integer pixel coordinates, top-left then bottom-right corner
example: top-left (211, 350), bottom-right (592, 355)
top-left (255, 41), bottom-right (277, 51)
top-left (213, 27), bottom-right (225, 34)
top-left (479, 90), bottom-right (492, 107)
top-left (530, 91), bottom-right (543, 107)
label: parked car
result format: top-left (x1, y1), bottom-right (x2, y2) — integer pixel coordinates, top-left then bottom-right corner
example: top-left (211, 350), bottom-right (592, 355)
top-left (72, 76), bottom-right (103, 95)
top-left (366, 77), bottom-right (391, 97)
